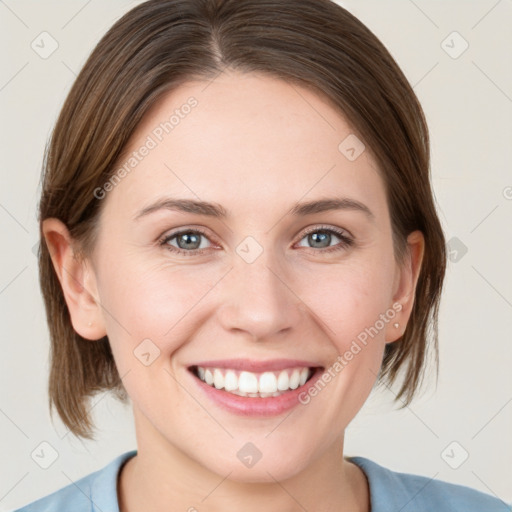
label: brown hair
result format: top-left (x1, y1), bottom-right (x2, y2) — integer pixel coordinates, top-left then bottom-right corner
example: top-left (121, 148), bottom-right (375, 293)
top-left (38, 0), bottom-right (446, 439)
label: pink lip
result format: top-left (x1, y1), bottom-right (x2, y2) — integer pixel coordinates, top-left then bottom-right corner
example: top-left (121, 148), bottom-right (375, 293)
top-left (189, 358), bottom-right (318, 372)
top-left (188, 364), bottom-right (324, 417)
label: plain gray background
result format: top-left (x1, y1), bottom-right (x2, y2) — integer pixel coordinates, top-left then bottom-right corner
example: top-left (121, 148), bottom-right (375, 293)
top-left (1, 0), bottom-right (511, 509)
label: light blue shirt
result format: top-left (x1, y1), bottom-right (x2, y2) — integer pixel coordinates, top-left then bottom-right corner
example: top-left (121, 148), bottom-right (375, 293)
top-left (13, 450), bottom-right (510, 511)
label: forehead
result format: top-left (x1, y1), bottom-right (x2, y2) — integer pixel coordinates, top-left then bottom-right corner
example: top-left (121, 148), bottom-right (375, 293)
top-left (103, 70), bottom-right (386, 220)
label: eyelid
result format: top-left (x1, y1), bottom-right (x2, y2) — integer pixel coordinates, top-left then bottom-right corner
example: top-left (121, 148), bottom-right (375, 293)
top-left (159, 223), bottom-right (354, 256)
top-left (296, 224), bottom-right (353, 242)
top-left (159, 224), bottom-right (215, 240)
top-left (158, 226), bottom-right (219, 254)
top-left (293, 224), bottom-right (354, 252)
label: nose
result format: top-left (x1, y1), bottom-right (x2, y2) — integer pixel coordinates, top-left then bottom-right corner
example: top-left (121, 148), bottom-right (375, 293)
top-left (216, 249), bottom-right (304, 342)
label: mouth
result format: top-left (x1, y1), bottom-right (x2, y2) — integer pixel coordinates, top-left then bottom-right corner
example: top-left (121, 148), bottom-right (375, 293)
top-left (187, 360), bottom-right (323, 415)
top-left (190, 365), bottom-right (318, 397)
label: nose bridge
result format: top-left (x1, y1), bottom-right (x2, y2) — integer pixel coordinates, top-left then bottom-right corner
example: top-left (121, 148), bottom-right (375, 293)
top-left (218, 245), bottom-right (302, 340)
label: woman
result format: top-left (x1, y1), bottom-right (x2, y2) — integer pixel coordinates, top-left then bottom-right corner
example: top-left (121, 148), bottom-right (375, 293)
top-left (14, 0), bottom-right (508, 510)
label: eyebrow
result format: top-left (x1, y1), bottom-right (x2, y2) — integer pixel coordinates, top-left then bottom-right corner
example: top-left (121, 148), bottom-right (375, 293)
top-left (134, 196), bottom-right (374, 221)
top-left (289, 197), bottom-right (374, 219)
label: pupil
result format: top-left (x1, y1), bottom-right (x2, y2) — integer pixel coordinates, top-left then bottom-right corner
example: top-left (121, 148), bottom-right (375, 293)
top-left (310, 231), bottom-right (330, 248)
top-left (178, 232), bottom-right (200, 250)
top-left (175, 231), bottom-right (332, 251)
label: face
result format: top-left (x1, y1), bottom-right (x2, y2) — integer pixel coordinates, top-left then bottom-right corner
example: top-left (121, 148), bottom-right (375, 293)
top-left (49, 70), bottom-right (422, 482)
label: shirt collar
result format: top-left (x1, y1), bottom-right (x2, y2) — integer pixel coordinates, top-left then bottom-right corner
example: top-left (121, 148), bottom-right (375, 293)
top-left (90, 449), bottom-right (137, 512)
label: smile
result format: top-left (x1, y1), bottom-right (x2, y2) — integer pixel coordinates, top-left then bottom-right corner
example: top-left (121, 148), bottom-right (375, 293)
top-left (187, 359), bottom-right (324, 416)
top-left (192, 366), bottom-right (313, 397)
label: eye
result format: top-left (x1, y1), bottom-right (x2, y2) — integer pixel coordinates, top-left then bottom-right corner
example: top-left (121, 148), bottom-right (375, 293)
top-left (159, 225), bottom-right (354, 257)
top-left (159, 228), bottom-right (215, 256)
top-left (295, 225), bottom-right (354, 253)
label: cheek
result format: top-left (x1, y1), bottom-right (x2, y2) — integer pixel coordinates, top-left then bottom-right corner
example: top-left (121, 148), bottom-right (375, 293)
top-left (298, 255), bottom-right (396, 346)
top-left (292, 250), bottom-right (397, 409)
top-left (93, 261), bottom-right (221, 417)
top-left (95, 258), bottom-right (220, 363)
top-left (292, 264), bottom-right (395, 429)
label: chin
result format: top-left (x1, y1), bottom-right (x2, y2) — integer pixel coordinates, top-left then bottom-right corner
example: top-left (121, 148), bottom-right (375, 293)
top-left (191, 438), bottom-right (317, 484)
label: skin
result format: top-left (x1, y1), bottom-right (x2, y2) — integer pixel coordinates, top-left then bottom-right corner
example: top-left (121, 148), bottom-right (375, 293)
top-left (44, 70), bottom-right (424, 512)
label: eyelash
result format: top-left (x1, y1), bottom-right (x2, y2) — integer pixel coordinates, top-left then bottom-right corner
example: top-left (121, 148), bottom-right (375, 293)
top-left (158, 225), bottom-right (354, 257)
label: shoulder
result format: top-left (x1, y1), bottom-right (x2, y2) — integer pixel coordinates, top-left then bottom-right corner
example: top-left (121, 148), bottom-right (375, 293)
top-left (348, 456), bottom-right (511, 512)
top-left (11, 450), bottom-right (137, 512)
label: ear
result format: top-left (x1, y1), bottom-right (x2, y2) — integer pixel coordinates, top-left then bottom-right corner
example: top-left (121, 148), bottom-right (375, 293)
top-left (42, 218), bottom-right (107, 341)
top-left (385, 230), bottom-right (425, 343)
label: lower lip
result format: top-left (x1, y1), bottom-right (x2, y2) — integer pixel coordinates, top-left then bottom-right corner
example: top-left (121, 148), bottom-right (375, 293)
top-left (189, 368), bottom-right (323, 416)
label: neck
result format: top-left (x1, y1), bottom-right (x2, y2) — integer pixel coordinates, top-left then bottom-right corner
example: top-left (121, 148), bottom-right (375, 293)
top-left (118, 409), bottom-right (369, 512)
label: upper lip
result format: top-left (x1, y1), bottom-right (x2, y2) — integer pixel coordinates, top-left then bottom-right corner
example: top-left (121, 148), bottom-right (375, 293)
top-left (189, 358), bottom-right (322, 373)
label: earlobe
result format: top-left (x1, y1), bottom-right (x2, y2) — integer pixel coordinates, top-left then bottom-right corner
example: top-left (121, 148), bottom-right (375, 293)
top-left (42, 218), bottom-right (106, 340)
top-left (385, 230), bottom-right (425, 343)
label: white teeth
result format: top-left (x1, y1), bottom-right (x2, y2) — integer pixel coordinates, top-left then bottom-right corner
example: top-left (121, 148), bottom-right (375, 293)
top-left (194, 366), bottom-right (314, 397)
top-left (239, 371), bottom-right (259, 393)
top-left (259, 372), bottom-right (277, 393)
top-left (204, 369), bottom-right (214, 385)
top-left (213, 369), bottom-right (224, 389)
top-left (224, 370), bottom-right (238, 391)
top-left (289, 369), bottom-right (300, 389)
top-left (277, 370), bottom-right (290, 391)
